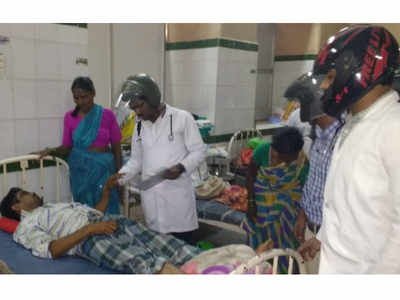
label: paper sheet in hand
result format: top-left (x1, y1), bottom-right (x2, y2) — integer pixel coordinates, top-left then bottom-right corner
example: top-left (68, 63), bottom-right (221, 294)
top-left (137, 171), bottom-right (166, 191)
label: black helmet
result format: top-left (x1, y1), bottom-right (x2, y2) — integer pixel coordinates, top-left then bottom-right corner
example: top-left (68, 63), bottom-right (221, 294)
top-left (284, 72), bottom-right (325, 123)
top-left (313, 25), bottom-right (399, 117)
top-left (121, 73), bottom-right (161, 108)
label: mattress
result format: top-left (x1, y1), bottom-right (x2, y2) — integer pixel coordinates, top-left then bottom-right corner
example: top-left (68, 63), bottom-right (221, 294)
top-left (0, 230), bottom-right (120, 274)
top-left (196, 199), bottom-right (245, 226)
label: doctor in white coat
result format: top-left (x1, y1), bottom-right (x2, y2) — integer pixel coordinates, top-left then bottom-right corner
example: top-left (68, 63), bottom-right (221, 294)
top-left (118, 74), bottom-right (207, 244)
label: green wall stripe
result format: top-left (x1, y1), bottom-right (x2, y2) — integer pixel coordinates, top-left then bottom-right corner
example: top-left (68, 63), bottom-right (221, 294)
top-left (218, 39), bottom-right (258, 51)
top-left (202, 126), bottom-right (282, 144)
top-left (274, 54), bottom-right (317, 61)
top-left (121, 126), bottom-right (281, 149)
top-left (58, 23), bottom-right (88, 29)
top-left (166, 39), bottom-right (219, 50)
top-left (166, 38), bottom-right (258, 52)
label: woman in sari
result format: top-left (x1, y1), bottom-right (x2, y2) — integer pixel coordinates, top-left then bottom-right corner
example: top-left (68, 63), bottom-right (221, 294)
top-left (242, 127), bottom-right (308, 273)
top-left (34, 77), bottom-right (122, 214)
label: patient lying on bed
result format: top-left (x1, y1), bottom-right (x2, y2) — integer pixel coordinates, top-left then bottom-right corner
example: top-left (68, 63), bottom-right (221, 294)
top-left (0, 174), bottom-right (272, 274)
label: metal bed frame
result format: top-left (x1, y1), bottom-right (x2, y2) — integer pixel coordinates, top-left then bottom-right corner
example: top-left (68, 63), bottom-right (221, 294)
top-left (231, 248), bottom-right (307, 274)
top-left (226, 128), bottom-right (263, 176)
top-left (0, 154), bottom-right (69, 201)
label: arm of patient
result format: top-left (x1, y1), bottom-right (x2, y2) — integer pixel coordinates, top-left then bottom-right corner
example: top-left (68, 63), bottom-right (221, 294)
top-left (93, 173), bottom-right (123, 214)
top-left (50, 174), bottom-right (122, 258)
top-left (14, 215), bottom-right (115, 259)
top-left (49, 221), bottom-right (118, 259)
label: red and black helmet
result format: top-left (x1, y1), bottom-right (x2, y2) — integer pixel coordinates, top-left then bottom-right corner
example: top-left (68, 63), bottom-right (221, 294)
top-left (313, 25), bottom-right (399, 117)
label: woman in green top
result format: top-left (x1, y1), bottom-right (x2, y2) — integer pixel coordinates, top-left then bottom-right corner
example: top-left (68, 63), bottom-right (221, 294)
top-left (242, 127), bottom-right (308, 273)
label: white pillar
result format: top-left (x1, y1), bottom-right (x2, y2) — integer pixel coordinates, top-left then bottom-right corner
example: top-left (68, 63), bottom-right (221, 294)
top-left (88, 23), bottom-right (165, 109)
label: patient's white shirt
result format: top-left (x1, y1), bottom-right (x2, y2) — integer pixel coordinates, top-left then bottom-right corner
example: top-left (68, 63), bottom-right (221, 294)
top-left (14, 203), bottom-right (102, 259)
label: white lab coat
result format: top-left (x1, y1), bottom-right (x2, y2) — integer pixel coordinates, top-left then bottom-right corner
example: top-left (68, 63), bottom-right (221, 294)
top-left (286, 108), bottom-right (312, 157)
top-left (119, 104), bottom-right (207, 233)
top-left (317, 90), bottom-right (400, 273)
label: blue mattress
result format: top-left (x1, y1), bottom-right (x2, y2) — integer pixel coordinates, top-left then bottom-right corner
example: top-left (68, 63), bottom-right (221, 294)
top-left (0, 230), bottom-right (120, 274)
top-left (196, 199), bottom-right (245, 226)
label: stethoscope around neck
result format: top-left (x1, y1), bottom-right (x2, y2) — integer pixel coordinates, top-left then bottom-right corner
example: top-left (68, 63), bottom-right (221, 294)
top-left (136, 113), bottom-right (174, 142)
top-left (168, 114), bottom-right (174, 141)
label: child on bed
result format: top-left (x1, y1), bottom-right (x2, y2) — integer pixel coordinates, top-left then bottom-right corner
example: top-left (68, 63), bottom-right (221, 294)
top-left (0, 174), bottom-right (273, 274)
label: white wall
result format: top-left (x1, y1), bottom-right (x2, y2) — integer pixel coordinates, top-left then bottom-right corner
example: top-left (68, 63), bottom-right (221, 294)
top-left (165, 45), bottom-right (257, 135)
top-left (0, 23), bottom-right (88, 159)
top-left (0, 23), bottom-right (87, 201)
top-left (215, 47), bottom-right (257, 134)
top-left (111, 24), bottom-right (165, 103)
top-left (165, 48), bottom-right (218, 121)
top-left (88, 24), bottom-right (165, 109)
top-left (87, 24), bottom-right (112, 108)
top-left (272, 60), bottom-right (315, 111)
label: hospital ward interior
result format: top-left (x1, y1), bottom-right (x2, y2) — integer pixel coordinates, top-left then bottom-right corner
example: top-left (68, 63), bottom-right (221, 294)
top-left (1, 23), bottom-right (400, 276)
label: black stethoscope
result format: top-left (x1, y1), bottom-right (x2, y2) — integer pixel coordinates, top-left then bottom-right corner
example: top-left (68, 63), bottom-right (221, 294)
top-left (137, 114), bottom-right (174, 142)
top-left (168, 114), bottom-right (174, 141)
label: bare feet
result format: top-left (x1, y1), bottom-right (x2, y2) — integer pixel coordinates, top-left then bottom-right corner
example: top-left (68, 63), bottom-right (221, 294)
top-left (158, 262), bottom-right (185, 274)
top-left (0, 260), bottom-right (13, 274)
top-left (255, 239), bottom-right (274, 255)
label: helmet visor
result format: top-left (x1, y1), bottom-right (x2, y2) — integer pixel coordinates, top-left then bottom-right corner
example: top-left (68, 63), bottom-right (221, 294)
top-left (120, 80), bottom-right (146, 103)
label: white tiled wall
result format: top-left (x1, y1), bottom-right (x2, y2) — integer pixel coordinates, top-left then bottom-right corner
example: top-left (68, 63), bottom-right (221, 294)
top-left (165, 46), bottom-right (257, 135)
top-left (14, 80), bottom-right (37, 119)
top-left (272, 60), bottom-right (314, 111)
top-left (215, 47), bottom-right (257, 134)
top-left (0, 120), bottom-right (16, 159)
top-left (0, 80), bottom-right (13, 120)
top-left (12, 38), bottom-right (36, 79)
top-left (36, 41), bottom-right (60, 79)
top-left (0, 23), bottom-right (88, 160)
top-left (15, 119), bottom-right (39, 156)
top-left (165, 48), bottom-right (218, 124)
top-left (0, 23), bottom-right (88, 202)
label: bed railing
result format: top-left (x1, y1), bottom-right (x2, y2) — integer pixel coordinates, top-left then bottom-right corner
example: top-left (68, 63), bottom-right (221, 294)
top-left (230, 248), bottom-right (307, 274)
top-left (226, 128), bottom-right (263, 175)
top-left (0, 155), bottom-right (69, 202)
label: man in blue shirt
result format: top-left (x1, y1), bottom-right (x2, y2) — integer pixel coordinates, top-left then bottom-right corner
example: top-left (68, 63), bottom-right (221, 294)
top-left (284, 73), bottom-right (343, 273)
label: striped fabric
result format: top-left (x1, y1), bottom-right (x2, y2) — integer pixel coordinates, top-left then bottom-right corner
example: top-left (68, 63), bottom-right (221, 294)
top-left (242, 152), bottom-right (308, 273)
top-left (14, 202), bottom-right (102, 259)
top-left (78, 215), bottom-right (201, 274)
top-left (300, 120), bottom-right (343, 225)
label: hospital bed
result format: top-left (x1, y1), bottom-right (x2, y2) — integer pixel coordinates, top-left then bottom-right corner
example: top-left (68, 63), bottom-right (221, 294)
top-left (0, 154), bottom-right (119, 274)
top-left (196, 129), bottom-right (263, 234)
top-left (122, 184), bottom-right (247, 234)
top-left (231, 248), bottom-right (306, 274)
top-left (196, 198), bottom-right (246, 234)
top-left (0, 155), bottom-right (306, 275)
top-left (226, 128), bottom-right (263, 177)
top-left (122, 129), bottom-right (263, 234)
